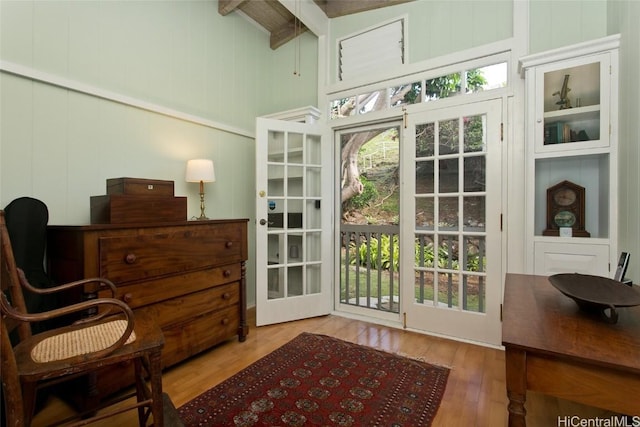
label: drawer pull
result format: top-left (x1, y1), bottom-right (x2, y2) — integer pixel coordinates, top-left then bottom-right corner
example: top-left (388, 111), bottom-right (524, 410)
top-left (225, 241), bottom-right (233, 248)
top-left (125, 253), bottom-right (137, 264)
top-left (123, 293), bottom-right (133, 303)
top-left (222, 292), bottom-right (231, 300)
top-left (221, 318), bottom-right (230, 325)
top-left (223, 270), bottom-right (231, 277)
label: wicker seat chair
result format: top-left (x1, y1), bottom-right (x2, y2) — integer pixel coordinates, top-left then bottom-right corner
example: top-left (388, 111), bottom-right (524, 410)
top-left (0, 210), bottom-right (166, 426)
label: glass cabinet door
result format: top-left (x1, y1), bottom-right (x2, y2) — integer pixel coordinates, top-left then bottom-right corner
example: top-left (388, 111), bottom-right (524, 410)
top-left (535, 53), bottom-right (610, 154)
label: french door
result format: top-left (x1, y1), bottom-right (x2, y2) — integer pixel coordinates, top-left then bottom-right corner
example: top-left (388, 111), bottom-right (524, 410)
top-left (255, 117), bottom-right (332, 326)
top-left (401, 99), bottom-right (503, 345)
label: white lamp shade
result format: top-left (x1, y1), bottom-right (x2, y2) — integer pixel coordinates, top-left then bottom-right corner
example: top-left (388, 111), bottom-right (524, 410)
top-left (185, 159), bottom-right (216, 183)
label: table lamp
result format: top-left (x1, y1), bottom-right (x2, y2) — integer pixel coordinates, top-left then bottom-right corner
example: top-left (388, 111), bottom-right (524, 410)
top-left (186, 159), bottom-right (216, 220)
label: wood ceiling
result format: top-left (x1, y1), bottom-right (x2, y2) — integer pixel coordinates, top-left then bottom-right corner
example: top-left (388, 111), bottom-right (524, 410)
top-left (218, 0), bottom-right (413, 49)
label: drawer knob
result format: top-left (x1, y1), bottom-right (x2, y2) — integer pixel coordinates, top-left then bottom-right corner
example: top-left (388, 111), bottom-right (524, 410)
top-left (125, 253), bottom-right (137, 264)
top-left (222, 292), bottom-right (231, 300)
top-left (223, 270), bottom-right (231, 277)
top-left (221, 318), bottom-right (230, 325)
top-left (123, 293), bottom-right (133, 303)
top-left (225, 241), bottom-right (233, 248)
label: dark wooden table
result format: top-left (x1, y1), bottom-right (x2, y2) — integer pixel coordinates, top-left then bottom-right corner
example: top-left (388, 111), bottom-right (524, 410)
top-left (502, 273), bottom-right (640, 426)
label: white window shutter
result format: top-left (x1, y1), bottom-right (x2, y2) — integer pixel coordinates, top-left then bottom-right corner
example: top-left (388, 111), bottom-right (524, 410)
top-left (339, 20), bottom-right (404, 82)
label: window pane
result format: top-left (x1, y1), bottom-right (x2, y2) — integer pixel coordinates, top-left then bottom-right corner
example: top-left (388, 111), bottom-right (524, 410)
top-left (438, 118), bottom-right (459, 155)
top-left (287, 266), bottom-right (303, 297)
top-left (414, 269), bottom-right (434, 305)
top-left (390, 82), bottom-right (422, 107)
top-left (415, 197), bottom-right (434, 229)
top-left (416, 122), bottom-right (435, 157)
top-left (330, 97), bottom-right (357, 119)
top-left (306, 134), bottom-right (321, 165)
top-left (438, 197), bottom-right (459, 230)
top-left (462, 274), bottom-right (485, 313)
top-left (358, 91), bottom-right (385, 114)
top-left (287, 166), bottom-right (303, 196)
top-left (463, 114), bottom-right (486, 153)
top-left (463, 156), bottom-right (485, 192)
top-left (439, 158), bottom-right (458, 193)
top-left (306, 232), bottom-right (321, 262)
top-left (468, 62), bottom-right (507, 93)
top-left (425, 73), bottom-right (461, 101)
top-left (287, 233), bottom-right (303, 263)
top-left (438, 235), bottom-right (459, 271)
top-left (463, 196), bottom-right (485, 231)
top-left (438, 272), bottom-right (458, 308)
top-left (464, 236), bottom-right (486, 273)
top-left (415, 160), bottom-right (434, 194)
top-left (307, 264), bottom-right (321, 294)
top-left (268, 266), bottom-right (283, 299)
top-left (415, 234), bottom-right (434, 268)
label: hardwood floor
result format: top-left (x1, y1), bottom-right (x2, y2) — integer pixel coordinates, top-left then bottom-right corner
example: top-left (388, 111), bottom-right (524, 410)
top-left (32, 310), bottom-right (616, 426)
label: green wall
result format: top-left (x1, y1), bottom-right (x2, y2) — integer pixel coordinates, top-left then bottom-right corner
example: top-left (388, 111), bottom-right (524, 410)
top-left (327, 0), bottom-right (612, 83)
top-left (328, 0), bottom-right (514, 84)
top-left (0, 0), bottom-right (319, 305)
top-left (529, 0), bottom-right (608, 53)
top-left (2, 0), bottom-right (638, 297)
top-left (607, 0), bottom-right (640, 283)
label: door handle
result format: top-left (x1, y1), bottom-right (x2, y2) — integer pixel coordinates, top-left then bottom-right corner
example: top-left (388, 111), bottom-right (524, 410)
top-left (259, 219), bottom-right (267, 225)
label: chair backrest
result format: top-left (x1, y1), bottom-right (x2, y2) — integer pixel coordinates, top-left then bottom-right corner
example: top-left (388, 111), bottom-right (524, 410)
top-left (4, 197), bottom-right (49, 276)
top-left (1, 210), bottom-right (32, 342)
top-left (1, 209), bottom-right (29, 426)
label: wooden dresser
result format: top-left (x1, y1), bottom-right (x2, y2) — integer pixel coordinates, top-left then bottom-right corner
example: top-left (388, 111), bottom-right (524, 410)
top-left (47, 219), bottom-right (248, 402)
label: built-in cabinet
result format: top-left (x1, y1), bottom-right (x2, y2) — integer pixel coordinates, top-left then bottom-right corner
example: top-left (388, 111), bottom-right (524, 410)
top-left (520, 35), bottom-right (619, 276)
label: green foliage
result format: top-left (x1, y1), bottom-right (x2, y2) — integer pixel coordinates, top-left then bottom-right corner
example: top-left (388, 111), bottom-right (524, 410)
top-left (350, 236), bottom-right (486, 273)
top-left (344, 175), bottom-right (378, 210)
top-left (350, 234), bottom-right (399, 272)
top-left (396, 70), bottom-right (487, 106)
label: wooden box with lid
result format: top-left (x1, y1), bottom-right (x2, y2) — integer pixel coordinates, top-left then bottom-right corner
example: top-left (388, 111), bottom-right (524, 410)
top-left (106, 177), bottom-right (175, 197)
top-left (91, 177), bottom-right (187, 224)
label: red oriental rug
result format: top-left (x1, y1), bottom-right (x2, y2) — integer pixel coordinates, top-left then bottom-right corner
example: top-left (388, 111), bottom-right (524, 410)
top-left (177, 332), bottom-right (449, 426)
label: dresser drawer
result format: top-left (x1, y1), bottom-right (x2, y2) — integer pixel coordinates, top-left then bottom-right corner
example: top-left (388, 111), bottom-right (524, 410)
top-left (107, 264), bottom-right (241, 309)
top-left (135, 283), bottom-right (240, 328)
top-left (98, 224), bottom-right (244, 283)
top-left (161, 305), bottom-right (240, 367)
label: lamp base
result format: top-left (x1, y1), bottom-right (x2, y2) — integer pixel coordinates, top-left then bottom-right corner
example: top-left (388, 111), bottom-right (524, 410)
top-left (197, 191), bottom-right (209, 220)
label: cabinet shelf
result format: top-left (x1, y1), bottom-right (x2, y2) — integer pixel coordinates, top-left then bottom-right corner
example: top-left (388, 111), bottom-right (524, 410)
top-left (533, 144), bottom-right (609, 159)
top-left (533, 235), bottom-right (610, 245)
top-left (544, 105), bottom-right (599, 122)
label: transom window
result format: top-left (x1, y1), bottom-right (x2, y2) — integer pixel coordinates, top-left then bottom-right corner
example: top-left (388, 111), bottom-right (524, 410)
top-left (330, 62), bottom-right (507, 120)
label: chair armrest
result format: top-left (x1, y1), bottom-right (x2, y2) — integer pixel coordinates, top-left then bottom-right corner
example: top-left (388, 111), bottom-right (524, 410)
top-left (17, 268), bottom-right (117, 298)
top-left (1, 294), bottom-right (135, 359)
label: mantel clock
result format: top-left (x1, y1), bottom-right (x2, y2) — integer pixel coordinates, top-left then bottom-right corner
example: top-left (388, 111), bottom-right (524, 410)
top-left (543, 180), bottom-right (590, 237)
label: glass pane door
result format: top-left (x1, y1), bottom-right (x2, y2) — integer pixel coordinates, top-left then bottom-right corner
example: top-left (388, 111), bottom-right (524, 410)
top-left (402, 99), bottom-right (503, 345)
top-left (256, 118), bottom-right (330, 326)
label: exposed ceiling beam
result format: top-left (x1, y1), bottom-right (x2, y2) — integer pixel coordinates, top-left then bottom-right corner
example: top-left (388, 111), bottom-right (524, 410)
top-left (313, 0), bottom-right (414, 19)
top-left (219, 0), bottom-right (411, 49)
top-left (270, 21), bottom-right (309, 50)
top-left (218, 0), bottom-right (246, 16)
